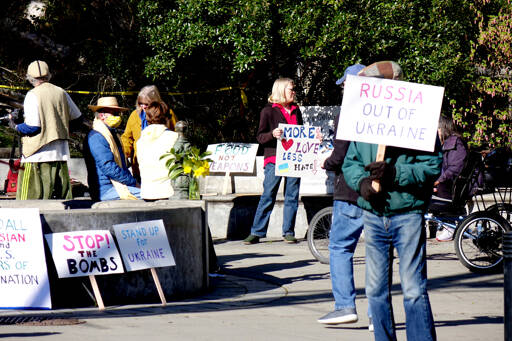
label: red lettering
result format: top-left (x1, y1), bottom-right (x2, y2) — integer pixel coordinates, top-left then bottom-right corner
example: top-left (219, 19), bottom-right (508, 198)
top-left (360, 83), bottom-right (370, 98)
top-left (95, 234), bottom-right (105, 249)
top-left (395, 87), bottom-right (406, 101)
top-left (384, 85), bottom-right (393, 99)
top-left (412, 91), bottom-right (423, 104)
top-left (85, 235), bottom-right (95, 249)
top-left (63, 235), bottom-right (75, 251)
top-left (73, 235), bottom-right (85, 249)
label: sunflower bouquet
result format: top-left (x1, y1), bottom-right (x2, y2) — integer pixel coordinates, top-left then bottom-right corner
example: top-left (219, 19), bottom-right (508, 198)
top-left (161, 146), bottom-right (212, 199)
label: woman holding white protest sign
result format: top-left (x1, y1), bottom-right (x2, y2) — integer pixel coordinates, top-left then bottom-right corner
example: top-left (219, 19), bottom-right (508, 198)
top-left (244, 78), bottom-right (304, 245)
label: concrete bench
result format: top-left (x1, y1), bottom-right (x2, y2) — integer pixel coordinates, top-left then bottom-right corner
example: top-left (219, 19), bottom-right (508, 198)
top-left (0, 199), bottom-right (209, 308)
top-left (204, 194), bottom-right (333, 240)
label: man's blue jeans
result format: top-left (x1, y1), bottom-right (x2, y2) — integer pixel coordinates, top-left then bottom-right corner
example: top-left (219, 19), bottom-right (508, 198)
top-left (363, 211), bottom-right (436, 341)
top-left (101, 186), bottom-right (141, 201)
top-left (250, 163), bottom-right (300, 237)
top-left (329, 200), bottom-right (366, 312)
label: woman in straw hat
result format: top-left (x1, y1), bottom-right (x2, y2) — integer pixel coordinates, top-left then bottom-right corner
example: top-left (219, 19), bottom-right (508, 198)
top-left (83, 96), bottom-right (140, 201)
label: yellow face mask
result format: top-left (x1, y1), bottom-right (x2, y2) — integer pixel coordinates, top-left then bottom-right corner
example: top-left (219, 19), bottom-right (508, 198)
top-left (104, 115), bottom-right (122, 128)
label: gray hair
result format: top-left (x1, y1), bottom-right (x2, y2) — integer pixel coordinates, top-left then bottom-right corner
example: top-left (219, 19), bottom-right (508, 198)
top-left (26, 74), bottom-right (51, 87)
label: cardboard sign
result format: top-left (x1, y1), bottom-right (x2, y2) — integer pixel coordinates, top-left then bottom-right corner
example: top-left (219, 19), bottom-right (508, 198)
top-left (113, 220), bottom-right (175, 272)
top-left (0, 208), bottom-right (51, 309)
top-left (336, 75), bottom-right (444, 152)
top-left (275, 124), bottom-right (327, 177)
top-left (45, 230), bottom-right (124, 278)
top-left (207, 143), bottom-right (258, 173)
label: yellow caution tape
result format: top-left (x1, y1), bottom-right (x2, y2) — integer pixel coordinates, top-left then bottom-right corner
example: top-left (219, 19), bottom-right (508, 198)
top-left (0, 84), bottom-right (246, 96)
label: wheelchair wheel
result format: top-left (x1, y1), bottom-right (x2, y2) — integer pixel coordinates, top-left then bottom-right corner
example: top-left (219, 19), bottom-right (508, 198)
top-left (485, 203), bottom-right (512, 223)
top-left (307, 207), bottom-right (332, 264)
top-left (454, 211), bottom-right (511, 273)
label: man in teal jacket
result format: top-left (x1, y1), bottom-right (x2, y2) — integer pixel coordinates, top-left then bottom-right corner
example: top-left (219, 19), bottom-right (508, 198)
top-left (342, 61), bottom-right (442, 341)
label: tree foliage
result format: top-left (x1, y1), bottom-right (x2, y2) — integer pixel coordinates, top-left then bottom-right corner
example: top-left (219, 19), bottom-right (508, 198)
top-left (0, 0), bottom-right (510, 151)
top-left (452, 0), bottom-right (512, 148)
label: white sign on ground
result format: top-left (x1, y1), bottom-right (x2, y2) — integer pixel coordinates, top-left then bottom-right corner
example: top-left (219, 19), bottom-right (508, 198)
top-left (207, 143), bottom-right (259, 173)
top-left (275, 124), bottom-right (327, 178)
top-left (113, 220), bottom-right (175, 272)
top-left (336, 75), bottom-right (444, 152)
top-left (45, 230), bottom-right (124, 278)
top-left (0, 208), bottom-right (51, 309)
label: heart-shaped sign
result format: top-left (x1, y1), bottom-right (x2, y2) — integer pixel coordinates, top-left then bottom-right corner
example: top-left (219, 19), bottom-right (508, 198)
top-left (281, 139), bottom-right (294, 151)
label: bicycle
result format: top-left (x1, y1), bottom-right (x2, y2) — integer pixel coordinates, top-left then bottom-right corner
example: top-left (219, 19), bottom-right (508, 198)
top-left (307, 149), bottom-right (512, 270)
top-left (307, 206), bottom-right (332, 264)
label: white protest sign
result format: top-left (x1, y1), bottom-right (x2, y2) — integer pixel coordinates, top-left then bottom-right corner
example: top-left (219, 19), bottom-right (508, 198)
top-left (45, 230), bottom-right (124, 278)
top-left (275, 124), bottom-right (327, 178)
top-left (207, 143), bottom-right (259, 173)
top-left (336, 75), bottom-right (444, 152)
top-left (0, 208), bottom-right (51, 309)
top-left (113, 220), bottom-right (175, 272)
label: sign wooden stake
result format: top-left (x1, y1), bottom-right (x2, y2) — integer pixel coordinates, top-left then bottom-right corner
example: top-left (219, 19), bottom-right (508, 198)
top-left (372, 144), bottom-right (387, 192)
top-left (150, 268), bottom-right (167, 306)
top-left (222, 171), bottom-right (231, 195)
top-left (89, 275), bottom-right (105, 310)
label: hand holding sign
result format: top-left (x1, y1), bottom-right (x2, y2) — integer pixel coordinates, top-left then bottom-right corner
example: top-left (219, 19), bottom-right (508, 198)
top-left (273, 128), bottom-right (283, 139)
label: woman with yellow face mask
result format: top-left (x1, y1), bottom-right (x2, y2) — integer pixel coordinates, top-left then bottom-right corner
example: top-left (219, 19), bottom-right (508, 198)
top-left (83, 97), bottom-right (141, 201)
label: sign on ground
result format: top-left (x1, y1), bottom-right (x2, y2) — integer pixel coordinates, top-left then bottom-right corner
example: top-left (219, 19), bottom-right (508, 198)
top-left (0, 208), bottom-right (51, 309)
top-left (45, 230), bottom-right (124, 278)
top-left (207, 143), bottom-right (258, 173)
top-left (113, 219), bottom-right (175, 272)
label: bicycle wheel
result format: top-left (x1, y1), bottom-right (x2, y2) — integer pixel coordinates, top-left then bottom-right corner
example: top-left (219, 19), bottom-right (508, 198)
top-left (307, 206), bottom-right (332, 264)
top-left (485, 203), bottom-right (512, 223)
top-left (454, 211), bottom-right (511, 273)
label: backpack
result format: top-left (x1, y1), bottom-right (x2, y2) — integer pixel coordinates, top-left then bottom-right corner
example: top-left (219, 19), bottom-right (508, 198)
top-left (482, 147), bottom-right (512, 190)
top-left (5, 159), bottom-right (21, 193)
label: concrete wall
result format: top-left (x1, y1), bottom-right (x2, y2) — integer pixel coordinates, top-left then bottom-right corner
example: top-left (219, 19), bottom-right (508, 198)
top-left (202, 156), bottom-right (335, 195)
top-left (205, 194), bottom-right (333, 240)
top-left (0, 200), bottom-right (208, 308)
top-left (202, 157), bottom-right (335, 239)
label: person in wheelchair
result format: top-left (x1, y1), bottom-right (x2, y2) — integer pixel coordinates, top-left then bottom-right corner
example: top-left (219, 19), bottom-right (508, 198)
top-left (430, 115), bottom-right (468, 241)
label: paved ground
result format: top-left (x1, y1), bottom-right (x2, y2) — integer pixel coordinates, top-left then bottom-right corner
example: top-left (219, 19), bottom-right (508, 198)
top-left (0, 237), bottom-right (505, 340)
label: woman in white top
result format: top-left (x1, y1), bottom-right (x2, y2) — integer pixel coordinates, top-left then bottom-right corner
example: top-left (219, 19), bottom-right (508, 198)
top-left (136, 101), bottom-right (179, 200)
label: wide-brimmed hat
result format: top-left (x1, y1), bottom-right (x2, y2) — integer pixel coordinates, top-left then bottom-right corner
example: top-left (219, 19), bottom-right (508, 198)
top-left (27, 60), bottom-right (49, 78)
top-left (336, 63), bottom-right (366, 85)
top-left (357, 61), bottom-right (403, 80)
top-left (88, 96), bottom-right (129, 113)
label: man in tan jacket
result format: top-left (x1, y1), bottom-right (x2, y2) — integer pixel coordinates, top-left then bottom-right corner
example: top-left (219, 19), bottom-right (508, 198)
top-left (10, 60), bottom-right (82, 199)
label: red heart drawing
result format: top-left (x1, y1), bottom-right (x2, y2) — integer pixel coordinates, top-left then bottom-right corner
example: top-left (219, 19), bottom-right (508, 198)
top-left (281, 139), bottom-right (294, 151)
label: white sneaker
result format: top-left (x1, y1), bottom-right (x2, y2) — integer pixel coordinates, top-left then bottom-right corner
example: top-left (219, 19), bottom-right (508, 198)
top-left (436, 227), bottom-right (454, 242)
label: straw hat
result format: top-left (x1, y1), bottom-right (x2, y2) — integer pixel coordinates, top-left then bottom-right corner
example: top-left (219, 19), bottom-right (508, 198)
top-left (27, 60), bottom-right (49, 78)
top-left (88, 96), bottom-right (129, 112)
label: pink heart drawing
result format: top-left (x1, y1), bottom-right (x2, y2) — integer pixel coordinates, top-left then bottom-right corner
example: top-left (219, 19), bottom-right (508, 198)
top-left (281, 139), bottom-right (294, 151)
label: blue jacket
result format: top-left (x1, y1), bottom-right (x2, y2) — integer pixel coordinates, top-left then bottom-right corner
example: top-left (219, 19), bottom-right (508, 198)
top-left (342, 142), bottom-right (442, 216)
top-left (84, 129), bottom-right (137, 201)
